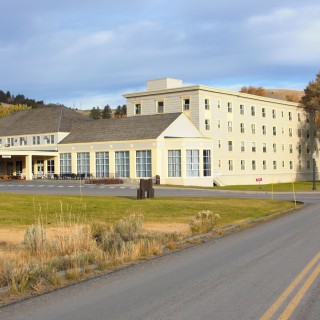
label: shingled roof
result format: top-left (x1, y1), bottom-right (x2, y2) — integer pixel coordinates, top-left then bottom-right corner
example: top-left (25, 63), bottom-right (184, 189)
top-left (59, 113), bottom-right (182, 144)
top-left (0, 106), bottom-right (92, 136)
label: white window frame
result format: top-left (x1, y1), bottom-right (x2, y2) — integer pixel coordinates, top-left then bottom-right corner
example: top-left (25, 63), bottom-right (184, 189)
top-left (183, 98), bottom-right (190, 111)
top-left (60, 153), bottom-right (71, 174)
top-left (186, 150), bottom-right (200, 177)
top-left (136, 150), bottom-right (152, 178)
top-left (156, 100), bottom-right (164, 114)
top-left (205, 99), bottom-right (210, 110)
top-left (135, 103), bottom-right (141, 115)
top-left (205, 119), bottom-right (210, 131)
top-left (96, 152), bottom-right (109, 178)
top-left (168, 150), bottom-right (181, 177)
top-left (241, 160), bottom-right (245, 171)
top-left (77, 152), bottom-right (90, 176)
top-left (115, 151), bottom-right (130, 178)
top-left (203, 150), bottom-right (211, 176)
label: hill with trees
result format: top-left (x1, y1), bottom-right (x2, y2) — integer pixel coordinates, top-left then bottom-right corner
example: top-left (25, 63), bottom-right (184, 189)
top-left (0, 89), bottom-right (46, 108)
top-left (240, 86), bottom-right (303, 102)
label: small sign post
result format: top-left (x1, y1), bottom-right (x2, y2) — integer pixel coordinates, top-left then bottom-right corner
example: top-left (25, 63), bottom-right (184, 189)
top-left (256, 177), bottom-right (262, 189)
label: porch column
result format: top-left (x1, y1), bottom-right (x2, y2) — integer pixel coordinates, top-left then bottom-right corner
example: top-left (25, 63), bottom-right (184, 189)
top-left (25, 155), bottom-right (33, 180)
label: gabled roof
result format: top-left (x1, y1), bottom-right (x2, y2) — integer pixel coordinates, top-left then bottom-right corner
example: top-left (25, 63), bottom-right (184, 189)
top-left (0, 106), bottom-right (92, 136)
top-left (59, 113), bottom-right (182, 144)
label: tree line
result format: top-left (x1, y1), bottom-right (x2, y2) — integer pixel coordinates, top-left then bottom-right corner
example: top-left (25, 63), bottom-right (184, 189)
top-left (0, 90), bottom-right (46, 108)
top-left (89, 104), bottom-right (127, 120)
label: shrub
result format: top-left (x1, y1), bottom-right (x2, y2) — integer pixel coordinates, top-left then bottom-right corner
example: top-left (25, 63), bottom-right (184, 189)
top-left (85, 178), bottom-right (124, 185)
top-left (23, 224), bottom-right (47, 257)
top-left (114, 213), bottom-right (144, 242)
top-left (189, 210), bottom-right (221, 235)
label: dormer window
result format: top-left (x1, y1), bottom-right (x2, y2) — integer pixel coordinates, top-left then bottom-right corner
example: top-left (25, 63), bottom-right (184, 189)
top-left (6, 137), bottom-right (14, 147)
top-left (157, 100), bottom-right (164, 114)
top-left (20, 137), bottom-right (27, 146)
top-left (183, 98), bottom-right (190, 111)
top-left (33, 136), bottom-right (40, 145)
top-left (135, 103), bottom-right (141, 115)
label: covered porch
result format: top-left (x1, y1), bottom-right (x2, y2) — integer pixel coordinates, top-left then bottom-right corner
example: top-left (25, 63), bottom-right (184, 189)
top-left (0, 151), bottom-right (58, 180)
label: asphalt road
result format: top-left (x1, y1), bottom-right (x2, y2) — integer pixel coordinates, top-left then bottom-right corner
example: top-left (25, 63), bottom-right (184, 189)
top-left (0, 180), bottom-right (319, 204)
top-left (1, 181), bottom-right (320, 319)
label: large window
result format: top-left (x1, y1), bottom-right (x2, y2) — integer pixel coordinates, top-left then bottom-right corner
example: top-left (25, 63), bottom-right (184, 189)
top-left (115, 151), bottom-right (130, 178)
top-left (60, 153), bottom-right (71, 174)
top-left (136, 150), bottom-right (152, 178)
top-left (47, 160), bottom-right (55, 174)
top-left (168, 150), bottom-right (181, 177)
top-left (186, 150), bottom-right (199, 177)
top-left (203, 150), bottom-right (211, 176)
top-left (96, 152), bottom-right (109, 178)
top-left (77, 152), bottom-right (90, 176)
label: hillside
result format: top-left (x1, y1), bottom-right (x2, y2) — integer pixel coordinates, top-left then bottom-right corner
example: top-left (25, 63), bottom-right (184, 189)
top-left (264, 89), bottom-right (304, 102)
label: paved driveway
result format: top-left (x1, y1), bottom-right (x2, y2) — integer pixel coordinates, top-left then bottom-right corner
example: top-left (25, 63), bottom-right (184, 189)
top-left (0, 180), bottom-right (319, 204)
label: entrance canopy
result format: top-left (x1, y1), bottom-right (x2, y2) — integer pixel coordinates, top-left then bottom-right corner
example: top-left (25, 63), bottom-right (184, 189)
top-left (0, 150), bottom-right (58, 180)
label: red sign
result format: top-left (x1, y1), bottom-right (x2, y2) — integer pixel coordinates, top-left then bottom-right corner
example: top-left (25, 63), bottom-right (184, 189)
top-left (256, 178), bottom-right (262, 182)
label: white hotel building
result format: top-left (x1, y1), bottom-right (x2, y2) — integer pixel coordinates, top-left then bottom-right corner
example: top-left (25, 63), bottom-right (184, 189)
top-left (0, 78), bottom-right (316, 186)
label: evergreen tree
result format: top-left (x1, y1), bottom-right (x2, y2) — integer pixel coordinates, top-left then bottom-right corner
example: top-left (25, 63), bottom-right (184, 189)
top-left (89, 107), bottom-right (102, 120)
top-left (114, 105), bottom-right (122, 118)
top-left (121, 104), bottom-right (127, 117)
top-left (102, 105), bottom-right (112, 119)
top-left (6, 91), bottom-right (11, 101)
top-left (0, 90), bottom-right (6, 103)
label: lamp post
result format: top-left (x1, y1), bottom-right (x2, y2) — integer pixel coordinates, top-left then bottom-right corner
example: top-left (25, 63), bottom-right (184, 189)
top-left (312, 152), bottom-right (317, 190)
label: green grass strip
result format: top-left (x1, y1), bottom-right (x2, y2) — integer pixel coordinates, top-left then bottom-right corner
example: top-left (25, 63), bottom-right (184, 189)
top-left (0, 194), bottom-right (296, 228)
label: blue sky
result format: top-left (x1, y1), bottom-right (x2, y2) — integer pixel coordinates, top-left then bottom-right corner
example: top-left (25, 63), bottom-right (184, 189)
top-left (1, 0), bottom-right (319, 109)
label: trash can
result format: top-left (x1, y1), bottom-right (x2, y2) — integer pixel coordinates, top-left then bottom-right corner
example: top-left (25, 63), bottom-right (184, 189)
top-left (155, 175), bottom-right (160, 185)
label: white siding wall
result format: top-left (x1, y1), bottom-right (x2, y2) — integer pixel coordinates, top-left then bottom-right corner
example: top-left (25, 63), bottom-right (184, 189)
top-left (124, 82), bottom-right (317, 186)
